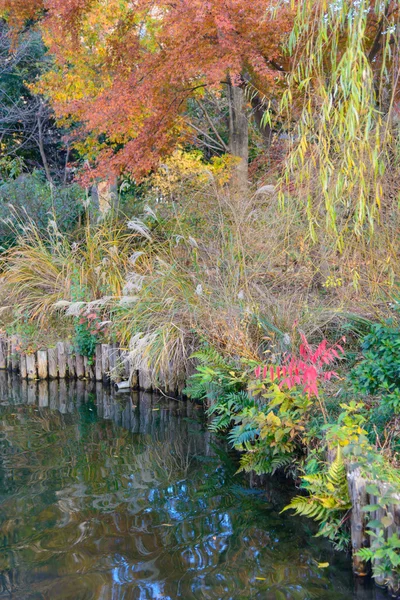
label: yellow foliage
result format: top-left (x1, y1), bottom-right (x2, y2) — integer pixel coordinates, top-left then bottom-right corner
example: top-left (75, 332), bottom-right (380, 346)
top-left (151, 148), bottom-right (239, 197)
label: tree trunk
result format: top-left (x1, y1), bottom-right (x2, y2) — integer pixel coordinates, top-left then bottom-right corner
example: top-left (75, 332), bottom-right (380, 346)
top-left (227, 79), bottom-right (249, 193)
top-left (37, 105), bottom-right (53, 185)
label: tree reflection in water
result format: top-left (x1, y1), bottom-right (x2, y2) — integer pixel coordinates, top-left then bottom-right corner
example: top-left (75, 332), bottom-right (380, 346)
top-left (0, 373), bottom-right (383, 600)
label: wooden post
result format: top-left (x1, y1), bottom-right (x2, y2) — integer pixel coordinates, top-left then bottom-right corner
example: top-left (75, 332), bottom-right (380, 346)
top-left (139, 368), bottom-right (152, 392)
top-left (37, 350), bottom-right (49, 380)
top-left (26, 353), bottom-right (37, 380)
top-left (119, 350), bottom-right (130, 380)
top-left (348, 466), bottom-right (369, 576)
top-left (108, 344), bottom-right (117, 379)
top-left (11, 336), bottom-right (19, 372)
top-left (0, 339), bottom-right (6, 370)
top-left (101, 344), bottom-right (110, 383)
top-left (7, 339), bottom-right (12, 372)
top-left (84, 356), bottom-right (94, 380)
top-left (95, 345), bottom-right (103, 381)
top-left (67, 345), bottom-right (77, 379)
top-left (130, 369), bottom-right (139, 390)
top-left (75, 354), bottom-right (85, 379)
top-left (57, 342), bottom-right (67, 379)
top-left (48, 347), bottom-right (58, 379)
top-left (20, 354), bottom-right (27, 379)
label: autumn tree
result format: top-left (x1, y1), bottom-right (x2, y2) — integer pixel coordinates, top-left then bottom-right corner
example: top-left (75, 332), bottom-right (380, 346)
top-left (0, 0), bottom-right (296, 189)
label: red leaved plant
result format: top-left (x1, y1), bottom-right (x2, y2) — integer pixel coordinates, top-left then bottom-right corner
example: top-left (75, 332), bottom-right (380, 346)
top-left (254, 335), bottom-right (345, 397)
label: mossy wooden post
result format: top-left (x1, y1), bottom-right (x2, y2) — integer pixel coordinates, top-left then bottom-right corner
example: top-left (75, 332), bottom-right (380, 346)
top-left (20, 354), bottom-right (27, 379)
top-left (130, 368), bottom-right (139, 390)
top-left (348, 466), bottom-right (369, 576)
top-left (75, 354), bottom-right (85, 379)
top-left (11, 336), bottom-right (19, 372)
top-left (95, 345), bottom-right (103, 381)
top-left (101, 343), bottom-right (110, 383)
top-left (57, 342), bottom-right (67, 379)
top-left (26, 353), bottom-right (37, 380)
top-left (48, 347), bottom-right (58, 379)
top-left (84, 356), bottom-right (94, 380)
top-left (0, 339), bottom-right (6, 370)
top-left (7, 339), bottom-right (12, 372)
top-left (67, 345), bottom-right (76, 379)
top-left (37, 350), bottom-right (48, 380)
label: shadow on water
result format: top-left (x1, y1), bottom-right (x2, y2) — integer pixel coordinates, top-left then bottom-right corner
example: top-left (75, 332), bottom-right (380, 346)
top-left (0, 373), bottom-right (386, 600)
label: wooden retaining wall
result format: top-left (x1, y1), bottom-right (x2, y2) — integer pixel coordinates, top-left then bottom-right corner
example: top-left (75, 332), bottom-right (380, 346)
top-left (0, 336), bottom-right (160, 392)
top-left (0, 335), bottom-right (185, 396)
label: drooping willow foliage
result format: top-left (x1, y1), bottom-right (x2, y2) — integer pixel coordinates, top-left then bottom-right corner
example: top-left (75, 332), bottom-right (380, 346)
top-left (281, 0), bottom-right (400, 249)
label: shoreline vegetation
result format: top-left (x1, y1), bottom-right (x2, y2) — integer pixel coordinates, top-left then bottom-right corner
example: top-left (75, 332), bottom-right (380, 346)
top-left (0, 0), bottom-right (400, 596)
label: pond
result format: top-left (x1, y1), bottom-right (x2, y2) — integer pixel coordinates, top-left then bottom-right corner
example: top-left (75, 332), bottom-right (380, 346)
top-left (0, 373), bottom-right (385, 600)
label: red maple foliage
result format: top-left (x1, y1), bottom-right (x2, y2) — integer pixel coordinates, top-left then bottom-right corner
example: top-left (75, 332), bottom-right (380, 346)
top-left (254, 335), bottom-right (345, 397)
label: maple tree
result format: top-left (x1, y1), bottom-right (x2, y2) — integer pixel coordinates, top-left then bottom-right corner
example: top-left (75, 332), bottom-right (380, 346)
top-left (0, 0), bottom-right (296, 184)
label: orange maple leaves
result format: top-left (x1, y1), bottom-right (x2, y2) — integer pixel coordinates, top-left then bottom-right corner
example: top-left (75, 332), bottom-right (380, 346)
top-left (1, 0), bottom-right (296, 180)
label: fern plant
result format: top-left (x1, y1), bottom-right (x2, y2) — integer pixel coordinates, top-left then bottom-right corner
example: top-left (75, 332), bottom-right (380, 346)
top-left (283, 447), bottom-right (351, 548)
top-left (184, 346), bottom-right (247, 405)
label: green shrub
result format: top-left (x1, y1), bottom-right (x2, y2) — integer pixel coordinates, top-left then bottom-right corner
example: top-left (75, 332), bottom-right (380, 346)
top-left (351, 319), bottom-right (400, 413)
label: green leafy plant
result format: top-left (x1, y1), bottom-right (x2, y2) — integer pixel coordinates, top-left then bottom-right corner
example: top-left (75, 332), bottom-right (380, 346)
top-left (282, 447), bottom-right (352, 550)
top-left (229, 388), bottom-right (313, 475)
top-left (184, 346), bottom-right (247, 404)
top-left (323, 401), bottom-right (369, 451)
top-left (357, 482), bottom-right (400, 595)
top-left (351, 319), bottom-right (400, 414)
top-left (73, 309), bottom-right (105, 359)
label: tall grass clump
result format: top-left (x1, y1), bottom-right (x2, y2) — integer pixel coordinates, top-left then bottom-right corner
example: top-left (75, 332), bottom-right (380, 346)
top-left (0, 211), bottom-right (137, 325)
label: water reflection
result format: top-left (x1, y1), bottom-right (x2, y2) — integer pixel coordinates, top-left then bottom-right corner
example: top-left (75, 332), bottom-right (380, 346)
top-left (0, 373), bottom-right (384, 600)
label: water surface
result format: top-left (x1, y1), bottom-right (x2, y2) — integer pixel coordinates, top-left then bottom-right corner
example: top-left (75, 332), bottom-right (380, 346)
top-left (0, 373), bottom-right (383, 599)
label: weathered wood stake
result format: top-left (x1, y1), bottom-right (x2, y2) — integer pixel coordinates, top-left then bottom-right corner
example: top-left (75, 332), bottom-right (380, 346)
top-left (101, 343), bottom-right (110, 383)
top-left (95, 345), bottom-right (103, 381)
top-left (67, 345), bottom-right (76, 379)
top-left (26, 354), bottom-right (37, 380)
top-left (20, 354), bottom-right (27, 379)
top-left (48, 347), bottom-right (58, 379)
top-left (37, 350), bottom-right (49, 380)
top-left (348, 466), bottom-right (369, 576)
top-left (11, 336), bottom-right (19, 372)
top-left (75, 354), bottom-right (85, 379)
top-left (0, 339), bottom-right (6, 369)
top-left (57, 342), bottom-right (67, 378)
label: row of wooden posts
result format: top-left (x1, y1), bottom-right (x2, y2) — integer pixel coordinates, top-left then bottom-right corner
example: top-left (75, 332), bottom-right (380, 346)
top-left (0, 336), bottom-right (151, 389)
